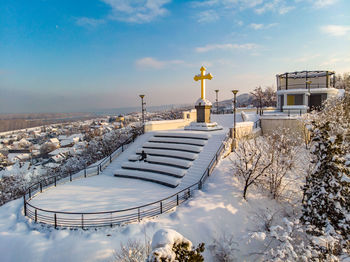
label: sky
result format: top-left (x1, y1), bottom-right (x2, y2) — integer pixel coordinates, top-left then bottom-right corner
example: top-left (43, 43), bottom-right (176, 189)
top-left (0, 0), bottom-right (350, 113)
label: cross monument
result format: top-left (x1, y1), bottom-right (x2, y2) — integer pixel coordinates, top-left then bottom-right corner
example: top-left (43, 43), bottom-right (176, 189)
top-left (194, 66), bottom-right (213, 100)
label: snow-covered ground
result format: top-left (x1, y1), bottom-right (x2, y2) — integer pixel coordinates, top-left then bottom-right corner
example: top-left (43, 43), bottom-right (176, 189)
top-left (0, 155), bottom-right (286, 262)
top-left (29, 129), bottom-right (228, 212)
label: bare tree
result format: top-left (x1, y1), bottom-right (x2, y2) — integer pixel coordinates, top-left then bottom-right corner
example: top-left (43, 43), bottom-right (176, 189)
top-left (232, 138), bottom-right (273, 200)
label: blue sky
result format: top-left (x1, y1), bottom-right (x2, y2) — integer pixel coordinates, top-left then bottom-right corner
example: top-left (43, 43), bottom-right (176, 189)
top-left (0, 0), bottom-right (349, 113)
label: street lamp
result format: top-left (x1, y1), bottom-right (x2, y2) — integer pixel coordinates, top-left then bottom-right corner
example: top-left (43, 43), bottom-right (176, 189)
top-left (232, 89), bottom-right (239, 150)
top-left (306, 81), bottom-right (312, 111)
top-left (139, 94), bottom-right (146, 132)
top-left (215, 89), bottom-right (219, 114)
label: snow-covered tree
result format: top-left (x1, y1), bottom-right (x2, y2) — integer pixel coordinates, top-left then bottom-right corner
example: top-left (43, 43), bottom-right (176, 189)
top-left (301, 121), bottom-right (350, 238)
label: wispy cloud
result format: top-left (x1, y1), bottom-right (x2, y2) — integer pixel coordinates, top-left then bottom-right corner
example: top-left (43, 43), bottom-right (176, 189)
top-left (104, 0), bottom-right (171, 23)
top-left (76, 17), bottom-right (105, 27)
top-left (313, 0), bottom-right (338, 8)
top-left (76, 0), bottom-right (171, 27)
top-left (135, 57), bottom-right (184, 69)
top-left (196, 10), bottom-right (219, 23)
top-left (255, 1), bottom-right (295, 14)
top-left (249, 23), bottom-right (278, 30)
top-left (321, 25), bottom-right (350, 36)
top-left (195, 43), bottom-right (259, 53)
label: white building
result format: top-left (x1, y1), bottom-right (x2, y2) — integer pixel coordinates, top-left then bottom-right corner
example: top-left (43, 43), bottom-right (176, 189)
top-left (276, 70), bottom-right (339, 114)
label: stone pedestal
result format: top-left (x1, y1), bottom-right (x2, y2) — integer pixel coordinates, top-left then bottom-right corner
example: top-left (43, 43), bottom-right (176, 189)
top-left (195, 104), bottom-right (212, 123)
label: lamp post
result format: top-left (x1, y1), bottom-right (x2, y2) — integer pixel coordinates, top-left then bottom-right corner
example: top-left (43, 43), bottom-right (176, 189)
top-left (215, 89), bottom-right (219, 114)
top-left (139, 95), bottom-right (146, 132)
top-left (306, 81), bottom-right (312, 112)
top-left (232, 89), bottom-right (239, 150)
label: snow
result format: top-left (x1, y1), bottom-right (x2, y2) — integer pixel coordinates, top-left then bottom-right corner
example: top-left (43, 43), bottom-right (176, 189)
top-left (143, 142), bottom-right (203, 153)
top-left (135, 148), bottom-right (198, 161)
top-left (120, 162), bottom-right (186, 178)
top-left (154, 131), bottom-right (210, 140)
top-left (195, 98), bottom-right (212, 106)
top-left (148, 136), bottom-right (207, 146)
top-left (115, 169), bottom-right (181, 188)
top-left (0, 155), bottom-right (289, 261)
top-left (149, 229), bottom-right (192, 261)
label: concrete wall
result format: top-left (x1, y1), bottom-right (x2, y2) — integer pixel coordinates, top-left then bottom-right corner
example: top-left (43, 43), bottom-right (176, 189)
top-left (144, 109), bottom-right (197, 132)
top-left (260, 116), bottom-right (307, 140)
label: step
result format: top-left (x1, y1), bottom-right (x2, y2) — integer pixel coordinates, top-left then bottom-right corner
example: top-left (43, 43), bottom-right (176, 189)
top-left (114, 169), bottom-right (180, 188)
top-left (128, 155), bottom-right (192, 169)
top-left (148, 137), bottom-right (207, 146)
top-left (143, 142), bottom-right (202, 153)
top-left (121, 162), bottom-right (186, 178)
top-left (154, 132), bottom-right (210, 140)
top-left (135, 148), bottom-right (198, 161)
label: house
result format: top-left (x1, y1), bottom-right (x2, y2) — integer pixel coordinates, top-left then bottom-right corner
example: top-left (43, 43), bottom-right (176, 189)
top-left (276, 70), bottom-right (339, 113)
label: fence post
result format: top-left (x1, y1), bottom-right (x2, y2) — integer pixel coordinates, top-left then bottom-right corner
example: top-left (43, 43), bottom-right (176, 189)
top-left (160, 202), bottom-right (163, 214)
top-left (198, 181), bottom-right (202, 190)
top-left (84, 168), bottom-right (86, 178)
top-left (97, 166), bottom-right (99, 175)
top-left (81, 214), bottom-right (84, 229)
top-left (176, 194), bottom-right (179, 206)
top-left (29, 188), bottom-right (31, 198)
top-left (54, 177), bottom-right (56, 187)
top-left (138, 208), bottom-right (141, 222)
top-left (110, 155), bottom-right (112, 163)
top-left (188, 188), bottom-right (191, 198)
top-left (23, 195), bottom-right (27, 216)
top-left (40, 183), bottom-right (42, 193)
top-left (122, 144), bottom-right (124, 152)
top-left (35, 209), bottom-right (37, 222)
top-left (70, 172), bottom-right (72, 182)
top-left (54, 213), bottom-right (57, 229)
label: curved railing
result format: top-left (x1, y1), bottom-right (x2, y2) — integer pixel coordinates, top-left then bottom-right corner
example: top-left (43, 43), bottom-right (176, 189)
top-left (23, 131), bottom-right (230, 228)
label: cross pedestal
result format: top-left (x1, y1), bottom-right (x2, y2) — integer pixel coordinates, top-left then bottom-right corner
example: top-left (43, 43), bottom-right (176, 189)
top-left (195, 104), bottom-right (211, 123)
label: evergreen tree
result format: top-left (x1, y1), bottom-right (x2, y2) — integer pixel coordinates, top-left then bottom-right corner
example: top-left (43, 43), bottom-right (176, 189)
top-left (302, 121), bottom-right (350, 240)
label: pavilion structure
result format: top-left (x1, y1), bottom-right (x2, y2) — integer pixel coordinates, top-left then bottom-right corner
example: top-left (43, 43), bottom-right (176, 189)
top-left (276, 70), bottom-right (339, 113)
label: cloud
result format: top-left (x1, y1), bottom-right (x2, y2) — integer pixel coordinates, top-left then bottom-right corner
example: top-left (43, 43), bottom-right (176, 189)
top-left (135, 57), bottom-right (184, 69)
top-left (195, 43), bottom-right (259, 53)
top-left (76, 17), bottom-right (105, 27)
top-left (76, 0), bottom-right (171, 27)
top-left (321, 25), bottom-right (350, 36)
top-left (103, 0), bottom-right (171, 23)
top-left (249, 23), bottom-right (278, 30)
top-left (313, 0), bottom-right (338, 8)
top-left (254, 0), bottom-right (294, 14)
top-left (196, 10), bottom-right (219, 23)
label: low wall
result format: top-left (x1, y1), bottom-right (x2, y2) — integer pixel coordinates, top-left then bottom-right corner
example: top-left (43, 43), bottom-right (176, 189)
top-left (144, 119), bottom-right (193, 132)
top-left (144, 109), bottom-right (197, 132)
top-left (260, 116), bottom-right (307, 139)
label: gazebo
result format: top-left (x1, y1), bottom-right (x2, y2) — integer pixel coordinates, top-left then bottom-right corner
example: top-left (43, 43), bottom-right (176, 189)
top-left (276, 70), bottom-right (338, 113)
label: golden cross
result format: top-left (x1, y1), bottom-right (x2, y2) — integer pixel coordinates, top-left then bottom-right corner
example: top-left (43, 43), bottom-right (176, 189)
top-left (194, 66), bottom-right (213, 100)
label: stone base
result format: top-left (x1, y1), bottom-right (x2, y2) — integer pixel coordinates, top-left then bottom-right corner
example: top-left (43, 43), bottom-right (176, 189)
top-left (184, 122), bottom-right (223, 131)
top-left (195, 104), bottom-right (212, 123)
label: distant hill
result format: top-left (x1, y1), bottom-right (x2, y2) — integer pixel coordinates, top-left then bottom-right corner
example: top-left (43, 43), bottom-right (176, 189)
top-left (218, 93), bottom-right (254, 108)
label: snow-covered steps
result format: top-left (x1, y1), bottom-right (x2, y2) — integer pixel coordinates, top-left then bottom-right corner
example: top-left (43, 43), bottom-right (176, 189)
top-left (114, 170), bottom-right (180, 188)
top-left (154, 132), bottom-right (210, 140)
top-left (142, 142), bottom-right (202, 153)
top-left (128, 155), bottom-right (192, 169)
top-left (148, 137), bottom-right (207, 146)
top-left (121, 162), bottom-right (186, 178)
top-left (135, 148), bottom-right (197, 161)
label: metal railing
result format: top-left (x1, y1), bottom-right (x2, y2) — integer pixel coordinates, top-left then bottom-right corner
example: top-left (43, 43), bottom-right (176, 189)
top-left (23, 131), bottom-right (230, 228)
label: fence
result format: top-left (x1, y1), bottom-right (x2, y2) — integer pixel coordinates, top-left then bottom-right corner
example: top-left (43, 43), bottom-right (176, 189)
top-left (23, 131), bottom-right (230, 228)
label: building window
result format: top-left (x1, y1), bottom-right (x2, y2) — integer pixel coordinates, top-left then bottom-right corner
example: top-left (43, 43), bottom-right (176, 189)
top-left (287, 94), bottom-right (303, 105)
